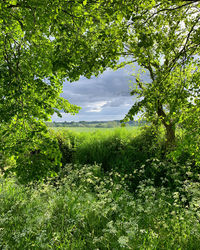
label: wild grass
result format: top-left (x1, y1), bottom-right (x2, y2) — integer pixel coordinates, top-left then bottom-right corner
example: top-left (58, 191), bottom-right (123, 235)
top-left (1, 164), bottom-right (200, 249)
top-left (1, 126), bottom-right (200, 249)
top-left (50, 126), bottom-right (153, 170)
top-left (50, 125), bottom-right (140, 133)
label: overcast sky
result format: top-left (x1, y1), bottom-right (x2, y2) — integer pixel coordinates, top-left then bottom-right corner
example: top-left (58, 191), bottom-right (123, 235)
top-left (52, 64), bottom-right (146, 122)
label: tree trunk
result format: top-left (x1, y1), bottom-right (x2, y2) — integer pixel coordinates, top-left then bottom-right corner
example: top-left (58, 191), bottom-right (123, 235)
top-left (157, 103), bottom-right (176, 149)
top-left (165, 123), bottom-right (176, 148)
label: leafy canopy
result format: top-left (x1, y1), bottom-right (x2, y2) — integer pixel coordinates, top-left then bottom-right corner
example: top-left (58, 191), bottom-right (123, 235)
top-left (114, 0), bottom-right (200, 150)
top-left (0, 0), bottom-right (125, 180)
top-left (1, 0), bottom-right (200, 180)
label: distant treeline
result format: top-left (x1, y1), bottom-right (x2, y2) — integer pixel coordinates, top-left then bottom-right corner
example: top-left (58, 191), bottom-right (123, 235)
top-left (46, 120), bottom-right (146, 128)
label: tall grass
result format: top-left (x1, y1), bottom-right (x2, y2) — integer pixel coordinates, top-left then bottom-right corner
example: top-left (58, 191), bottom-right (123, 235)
top-left (51, 126), bottom-right (162, 171)
top-left (1, 164), bottom-right (200, 249)
top-left (1, 126), bottom-right (200, 249)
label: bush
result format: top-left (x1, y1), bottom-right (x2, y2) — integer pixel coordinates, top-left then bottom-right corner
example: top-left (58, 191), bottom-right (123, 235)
top-left (1, 122), bottom-right (62, 184)
top-left (51, 129), bottom-right (78, 165)
top-left (14, 135), bottom-right (62, 184)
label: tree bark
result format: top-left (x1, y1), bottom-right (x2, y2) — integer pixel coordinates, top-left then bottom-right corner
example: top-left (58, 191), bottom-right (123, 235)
top-left (165, 123), bottom-right (176, 148)
top-left (157, 102), bottom-right (176, 148)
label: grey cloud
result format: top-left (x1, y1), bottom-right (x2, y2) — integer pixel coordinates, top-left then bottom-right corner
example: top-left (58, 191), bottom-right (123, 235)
top-left (62, 68), bottom-right (133, 97)
top-left (52, 63), bottom-right (150, 122)
top-left (102, 96), bottom-right (136, 108)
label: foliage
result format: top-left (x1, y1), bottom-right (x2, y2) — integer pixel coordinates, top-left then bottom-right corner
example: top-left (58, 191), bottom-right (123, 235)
top-left (0, 0), bottom-right (123, 122)
top-left (51, 126), bottom-right (168, 187)
top-left (51, 127), bottom-right (146, 171)
top-left (1, 0), bottom-right (200, 180)
top-left (52, 126), bottom-right (200, 192)
top-left (52, 129), bottom-right (79, 166)
top-left (116, 1), bottom-right (200, 148)
top-left (1, 124), bottom-right (200, 248)
top-left (1, 163), bottom-right (200, 249)
top-left (0, 120), bottom-right (61, 183)
top-left (0, 0), bottom-right (125, 178)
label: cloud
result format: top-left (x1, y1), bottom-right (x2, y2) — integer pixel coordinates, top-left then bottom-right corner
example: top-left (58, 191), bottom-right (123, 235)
top-left (52, 63), bottom-right (149, 122)
top-left (86, 101), bottom-right (108, 112)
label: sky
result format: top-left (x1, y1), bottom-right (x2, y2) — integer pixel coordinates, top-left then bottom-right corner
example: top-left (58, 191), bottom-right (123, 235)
top-left (51, 64), bottom-right (143, 122)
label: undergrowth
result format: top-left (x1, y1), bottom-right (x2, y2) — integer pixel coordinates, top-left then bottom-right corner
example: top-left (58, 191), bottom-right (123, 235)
top-left (1, 126), bottom-right (200, 249)
top-left (51, 126), bottom-right (164, 172)
top-left (1, 164), bottom-right (200, 249)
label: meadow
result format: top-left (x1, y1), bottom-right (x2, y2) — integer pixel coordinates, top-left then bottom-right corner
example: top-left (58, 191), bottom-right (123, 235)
top-left (50, 125), bottom-right (140, 133)
top-left (1, 126), bottom-right (200, 249)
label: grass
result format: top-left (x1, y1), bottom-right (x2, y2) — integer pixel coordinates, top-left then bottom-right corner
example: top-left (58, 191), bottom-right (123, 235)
top-left (50, 125), bottom-right (140, 133)
top-left (1, 164), bottom-right (200, 249)
top-left (51, 126), bottom-right (142, 158)
top-left (50, 126), bottom-right (163, 179)
top-left (1, 126), bottom-right (200, 249)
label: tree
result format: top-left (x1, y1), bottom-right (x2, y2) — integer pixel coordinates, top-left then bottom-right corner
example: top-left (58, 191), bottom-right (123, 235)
top-left (0, 0), bottom-right (125, 124)
top-left (1, 0), bottom-right (200, 179)
top-left (0, 0), bottom-right (125, 180)
top-left (113, 0), bottom-right (200, 148)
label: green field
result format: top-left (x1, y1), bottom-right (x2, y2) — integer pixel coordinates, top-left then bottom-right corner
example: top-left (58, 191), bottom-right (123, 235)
top-left (51, 125), bottom-right (141, 133)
